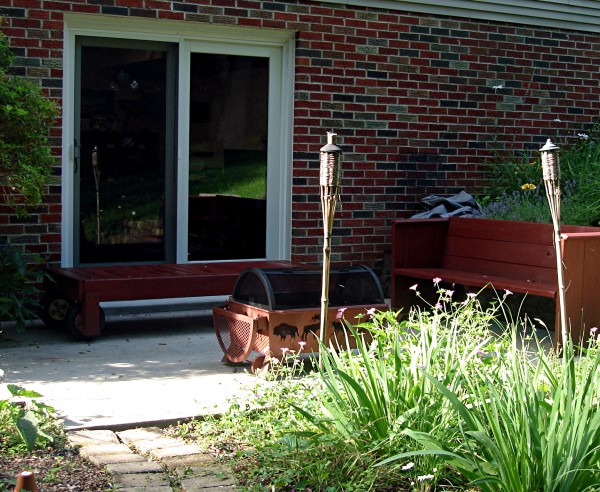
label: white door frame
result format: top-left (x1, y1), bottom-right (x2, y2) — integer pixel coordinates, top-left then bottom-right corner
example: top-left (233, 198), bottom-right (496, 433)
top-left (61, 13), bottom-right (295, 267)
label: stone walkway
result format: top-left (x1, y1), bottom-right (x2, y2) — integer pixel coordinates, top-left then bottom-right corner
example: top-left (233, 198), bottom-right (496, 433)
top-left (68, 427), bottom-right (236, 491)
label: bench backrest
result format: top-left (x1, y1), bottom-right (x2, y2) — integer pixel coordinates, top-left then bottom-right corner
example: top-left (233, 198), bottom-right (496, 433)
top-left (442, 218), bottom-right (597, 284)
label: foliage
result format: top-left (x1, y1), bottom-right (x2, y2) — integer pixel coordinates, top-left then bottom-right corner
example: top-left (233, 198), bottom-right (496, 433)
top-left (0, 26), bottom-right (59, 209)
top-left (0, 244), bottom-right (48, 331)
top-left (0, 383), bottom-right (61, 453)
top-left (175, 283), bottom-right (600, 491)
top-left (482, 126), bottom-right (600, 226)
top-left (380, 331), bottom-right (600, 492)
top-left (176, 285), bottom-right (504, 491)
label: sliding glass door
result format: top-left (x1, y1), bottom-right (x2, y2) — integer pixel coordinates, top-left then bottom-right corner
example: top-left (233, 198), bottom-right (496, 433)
top-left (67, 21), bottom-right (291, 267)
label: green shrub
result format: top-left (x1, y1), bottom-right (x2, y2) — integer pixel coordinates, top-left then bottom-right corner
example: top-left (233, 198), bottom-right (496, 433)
top-left (482, 127), bottom-right (600, 226)
top-left (0, 244), bottom-right (47, 331)
top-left (0, 25), bottom-right (59, 209)
top-left (175, 285), bottom-right (599, 491)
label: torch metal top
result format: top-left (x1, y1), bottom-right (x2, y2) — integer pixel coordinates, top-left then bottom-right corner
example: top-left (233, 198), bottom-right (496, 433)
top-left (540, 138), bottom-right (559, 153)
top-left (320, 130), bottom-right (342, 153)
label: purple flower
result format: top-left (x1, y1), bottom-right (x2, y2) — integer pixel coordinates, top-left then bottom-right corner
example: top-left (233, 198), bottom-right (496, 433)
top-left (409, 284), bottom-right (418, 291)
top-left (505, 289), bottom-right (513, 296)
top-left (591, 327), bottom-right (598, 335)
top-left (366, 307), bottom-right (377, 316)
top-left (336, 307), bottom-right (347, 319)
top-left (433, 277), bottom-right (442, 284)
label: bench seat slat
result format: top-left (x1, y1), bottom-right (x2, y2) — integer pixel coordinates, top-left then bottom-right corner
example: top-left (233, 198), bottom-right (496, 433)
top-left (393, 267), bottom-right (556, 298)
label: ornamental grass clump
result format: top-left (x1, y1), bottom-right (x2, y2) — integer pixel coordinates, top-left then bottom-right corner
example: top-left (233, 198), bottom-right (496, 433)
top-left (380, 327), bottom-right (600, 492)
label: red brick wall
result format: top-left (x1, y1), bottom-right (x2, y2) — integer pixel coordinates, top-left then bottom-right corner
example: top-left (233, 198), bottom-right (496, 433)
top-left (2, 1), bottom-right (600, 272)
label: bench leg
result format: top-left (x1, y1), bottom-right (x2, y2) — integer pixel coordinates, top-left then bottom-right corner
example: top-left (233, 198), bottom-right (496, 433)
top-left (82, 290), bottom-right (102, 338)
top-left (65, 290), bottom-right (104, 341)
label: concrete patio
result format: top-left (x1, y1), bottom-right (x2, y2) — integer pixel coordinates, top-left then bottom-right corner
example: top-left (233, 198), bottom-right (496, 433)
top-left (0, 302), bottom-right (257, 431)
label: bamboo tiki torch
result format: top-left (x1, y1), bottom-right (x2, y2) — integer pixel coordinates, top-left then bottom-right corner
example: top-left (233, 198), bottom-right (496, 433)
top-left (540, 138), bottom-right (568, 349)
top-left (92, 146), bottom-right (101, 245)
top-left (319, 131), bottom-right (342, 352)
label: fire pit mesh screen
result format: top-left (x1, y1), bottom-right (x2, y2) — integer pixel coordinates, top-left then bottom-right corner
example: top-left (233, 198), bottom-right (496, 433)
top-left (232, 265), bottom-right (384, 310)
top-left (213, 308), bottom-right (256, 363)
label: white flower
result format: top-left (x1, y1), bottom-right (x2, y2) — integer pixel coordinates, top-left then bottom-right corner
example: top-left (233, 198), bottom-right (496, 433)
top-left (578, 133), bottom-right (590, 140)
top-left (417, 474), bottom-right (435, 482)
top-left (401, 462), bottom-right (415, 471)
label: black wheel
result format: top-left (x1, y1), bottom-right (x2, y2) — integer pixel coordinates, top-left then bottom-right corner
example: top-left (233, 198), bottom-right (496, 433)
top-left (38, 292), bottom-right (73, 328)
top-left (65, 304), bottom-right (106, 341)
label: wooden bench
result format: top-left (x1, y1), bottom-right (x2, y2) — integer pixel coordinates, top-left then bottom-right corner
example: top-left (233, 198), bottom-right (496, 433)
top-left (391, 217), bottom-right (600, 348)
top-left (40, 260), bottom-right (292, 340)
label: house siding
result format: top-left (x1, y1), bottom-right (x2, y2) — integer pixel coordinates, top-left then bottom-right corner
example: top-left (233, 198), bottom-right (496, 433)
top-left (2, 0), bottom-right (600, 274)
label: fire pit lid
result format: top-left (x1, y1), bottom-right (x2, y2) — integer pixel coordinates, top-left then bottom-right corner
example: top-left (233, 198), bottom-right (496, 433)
top-left (231, 265), bottom-right (385, 310)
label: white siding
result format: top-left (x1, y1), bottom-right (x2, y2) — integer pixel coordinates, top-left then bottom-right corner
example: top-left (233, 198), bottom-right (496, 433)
top-left (324, 0), bottom-right (600, 33)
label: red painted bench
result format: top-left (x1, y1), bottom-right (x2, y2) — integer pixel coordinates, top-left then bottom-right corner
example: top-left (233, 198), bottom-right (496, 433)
top-left (40, 260), bottom-right (292, 340)
top-left (391, 217), bottom-right (600, 348)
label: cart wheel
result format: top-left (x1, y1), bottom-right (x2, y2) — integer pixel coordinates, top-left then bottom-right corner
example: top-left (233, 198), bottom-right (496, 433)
top-left (250, 355), bottom-right (270, 375)
top-left (65, 304), bottom-right (106, 341)
top-left (39, 292), bottom-right (73, 328)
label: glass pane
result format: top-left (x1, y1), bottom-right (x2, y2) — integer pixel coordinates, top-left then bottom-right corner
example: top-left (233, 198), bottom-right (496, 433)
top-left (78, 45), bottom-right (168, 264)
top-left (188, 53), bottom-right (268, 261)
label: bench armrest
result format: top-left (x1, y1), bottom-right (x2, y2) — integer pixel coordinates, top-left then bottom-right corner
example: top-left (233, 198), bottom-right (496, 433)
top-left (560, 232), bottom-right (600, 345)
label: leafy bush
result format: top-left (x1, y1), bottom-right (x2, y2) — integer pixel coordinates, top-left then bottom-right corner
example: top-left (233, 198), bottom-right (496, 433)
top-left (0, 244), bottom-right (47, 331)
top-left (0, 384), bottom-right (60, 453)
top-left (482, 127), bottom-right (600, 226)
top-left (0, 25), bottom-right (59, 208)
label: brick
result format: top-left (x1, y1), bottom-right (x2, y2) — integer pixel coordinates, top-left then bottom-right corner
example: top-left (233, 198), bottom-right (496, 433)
top-left (106, 461), bottom-right (165, 474)
top-left (77, 442), bottom-right (134, 458)
top-left (117, 427), bottom-right (166, 444)
top-left (111, 472), bottom-right (170, 488)
top-left (67, 429), bottom-right (120, 447)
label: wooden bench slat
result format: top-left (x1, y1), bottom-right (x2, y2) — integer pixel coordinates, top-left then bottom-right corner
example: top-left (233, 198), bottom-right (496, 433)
top-left (443, 236), bottom-right (556, 270)
top-left (394, 267), bottom-right (556, 298)
top-left (447, 217), bottom-right (555, 244)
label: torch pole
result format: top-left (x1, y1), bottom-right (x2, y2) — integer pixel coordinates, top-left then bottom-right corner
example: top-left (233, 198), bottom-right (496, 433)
top-left (540, 139), bottom-right (568, 350)
top-left (92, 146), bottom-right (101, 245)
top-left (319, 132), bottom-right (342, 361)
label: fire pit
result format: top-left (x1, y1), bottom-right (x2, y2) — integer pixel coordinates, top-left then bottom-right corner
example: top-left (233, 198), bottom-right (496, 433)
top-left (214, 265), bottom-right (387, 369)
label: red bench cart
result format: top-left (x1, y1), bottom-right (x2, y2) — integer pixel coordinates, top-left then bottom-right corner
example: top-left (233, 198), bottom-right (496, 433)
top-left (40, 261), bottom-right (292, 340)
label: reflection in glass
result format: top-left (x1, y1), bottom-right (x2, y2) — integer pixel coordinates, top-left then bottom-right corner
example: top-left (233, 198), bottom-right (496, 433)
top-left (78, 46), bottom-right (168, 264)
top-left (187, 53), bottom-right (268, 261)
